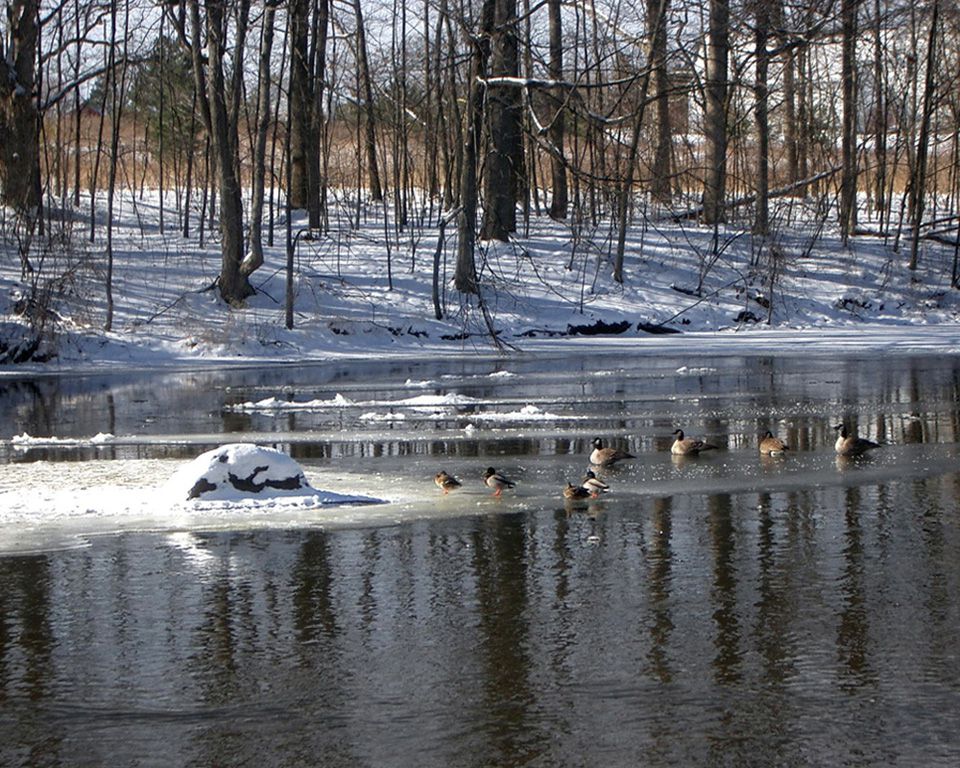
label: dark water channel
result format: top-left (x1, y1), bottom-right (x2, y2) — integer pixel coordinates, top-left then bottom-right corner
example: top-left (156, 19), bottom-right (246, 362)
top-left (1, 351), bottom-right (960, 766)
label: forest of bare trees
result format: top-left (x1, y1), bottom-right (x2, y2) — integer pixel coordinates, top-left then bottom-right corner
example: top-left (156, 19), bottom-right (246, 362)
top-left (2, 0), bottom-right (960, 316)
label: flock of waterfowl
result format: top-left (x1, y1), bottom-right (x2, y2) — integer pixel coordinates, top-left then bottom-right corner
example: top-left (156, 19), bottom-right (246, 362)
top-left (434, 423), bottom-right (881, 501)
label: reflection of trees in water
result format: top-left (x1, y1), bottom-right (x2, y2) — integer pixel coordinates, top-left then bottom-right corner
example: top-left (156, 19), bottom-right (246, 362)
top-left (837, 486), bottom-right (875, 689)
top-left (647, 496), bottom-right (674, 684)
top-left (469, 513), bottom-right (545, 765)
top-left (708, 493), bottom-right (742, 685)
top-left (0, 554), bottom-right (57, 761)
top-left (755, 491), bottom-right (797, 686)
top-left (292, 531), bottom-right (340, 643)
top-left (0, 554), bottom-right (53, 698)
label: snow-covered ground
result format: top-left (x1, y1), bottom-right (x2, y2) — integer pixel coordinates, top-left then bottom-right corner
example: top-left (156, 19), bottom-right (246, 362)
top-left (2, 191), bottom-right (959, 370)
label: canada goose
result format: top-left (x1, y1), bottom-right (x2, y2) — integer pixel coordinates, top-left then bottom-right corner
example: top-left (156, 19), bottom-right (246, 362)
top-left (581, 469), bottom-right (610, 497)
top-left (434, 470), bottom-right (462, 494)
top-left (483, 467), bottom-right (516, 497)
top-left (759, 430), bottom-right (789, 455)
top-left (590, 437), bottom-right (635, 466)
top-left (563, 482), bottom-right (591, 501)
top-left (670, 429), bottom-right (718, 456)
top-left (833, 424), bottom-right (880, 456)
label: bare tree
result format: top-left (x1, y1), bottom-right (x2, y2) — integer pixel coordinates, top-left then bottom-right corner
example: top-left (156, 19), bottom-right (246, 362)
top-left (105, 0), bottom-right (131, 331)
top-left (353, 0), bottom-right (383, 202)
top-left (0, 0), bottom-right (41, 227)
top-left (248, 1), bottom-right (277, 272)
top-left (455, 0), bottom-right (494, 294)
top-left (171, 0), bottom-right (255, 305)
top-left (753, 0), bottom-right (770, 236)
top-left (546, 0), bottom-right (567, 220)
top-left (649, 0), bottom-right (672, 204)
top-left (870, 0), bottom-right (887, 228)
top-left (310, 0), bottom-right (329, 229)
top-left (702, 0), bottom-right (730, 226)
top-left (839, 0), bottom-right (859, 242)
top-left (288, 0), bottom-right (311, 211)
top-left (613, 0), bottom-right (668, 283)
top-left (909, 0), bottom-right (939, 271)
top-left (480, 0), bottom-right (521, 241)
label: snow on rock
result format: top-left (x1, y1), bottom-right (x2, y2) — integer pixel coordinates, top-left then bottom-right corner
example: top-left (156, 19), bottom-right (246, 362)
top-left (163, 443), bottom-right (381, 505)
top-left (164, 444), bottom-right (313, 500)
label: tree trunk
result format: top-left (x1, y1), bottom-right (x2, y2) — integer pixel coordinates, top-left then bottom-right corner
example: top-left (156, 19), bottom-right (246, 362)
top-left (105, 0), bottom-right (129, 331)
top-left (909, 0), bottom-right (939, 271)
top-left (480, 0), bottom-right (521, 241)
top-left (546, 0), bottom-right (567, 220)
top-left (288, 0), bottom-right (310, 210)
top-left (201, 0), bottom-right (252, 305)
top-left (753, 0), bottom-right (770, 236)
top-left (702, 0), bottom-right (729, 226)
top-left (840, 0), bottom-right (859, 243)
top-left (247, 2), bottom-right (276, 274)
top-left (308, 0), bottom-right (329, 229)
top-left (613, 0), bottom-right (667, 283)
top-left (872, 0), bottom-right (886, 228)
top-left (72, 2), bottom-right (82, 208)
top-left (455, 0), bottom-right (494, 294)
top-left (353, 0), bottom-right (383, 201)
top-left (782, 47), bottom-right (798, 187)
top-left (649, 0), bottom-right (671, 204)
top-left (0, 0), bottom-right (41, 219)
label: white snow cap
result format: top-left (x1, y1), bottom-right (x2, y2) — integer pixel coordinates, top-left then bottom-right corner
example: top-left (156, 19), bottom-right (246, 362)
top-left (164, 443), bottom-right (314, 501)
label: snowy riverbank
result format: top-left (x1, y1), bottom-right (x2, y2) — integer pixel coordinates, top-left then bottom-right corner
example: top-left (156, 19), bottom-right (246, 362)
top-left (2, 193), bottom-right (959, 371)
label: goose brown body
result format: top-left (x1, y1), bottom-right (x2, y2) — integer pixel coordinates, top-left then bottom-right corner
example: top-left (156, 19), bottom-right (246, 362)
top-left (671, 429), bottom-right (718, 456)
top-left (833, 424), bottom-right (880, 456)
top-left (589, 438), bottom-right (635, 466)
top-left (759, 430), bottom-right (789, 455)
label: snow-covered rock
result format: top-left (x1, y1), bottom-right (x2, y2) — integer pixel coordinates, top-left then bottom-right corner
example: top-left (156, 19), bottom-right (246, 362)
top-left (165, 443), bottom-right (315, 501)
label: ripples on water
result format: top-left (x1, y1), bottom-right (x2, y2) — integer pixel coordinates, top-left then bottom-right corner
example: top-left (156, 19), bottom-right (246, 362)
top-left (1, 353), bottom-right (960, 766)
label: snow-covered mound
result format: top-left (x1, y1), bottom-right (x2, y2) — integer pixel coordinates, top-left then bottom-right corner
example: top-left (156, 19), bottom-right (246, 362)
top-left (163, 443), bottom-right (374, 503)
top-left (164, 443), bottom-right (313, 500)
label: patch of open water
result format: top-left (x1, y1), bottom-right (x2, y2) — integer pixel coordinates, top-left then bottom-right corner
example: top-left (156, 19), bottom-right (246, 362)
top-left (1, 351), bottom-right (959, 765)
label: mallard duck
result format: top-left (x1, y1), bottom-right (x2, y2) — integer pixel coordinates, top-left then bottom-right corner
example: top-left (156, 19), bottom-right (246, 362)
top-left (759, 430), bottom-right (789, 455)
top-left (833, 424), bottom-right (880, 456)
top-left (670, 428), bottom-right (718, 456)
top-left (590, 437), bottom-right (635, 466)
top-left (434, 470), bottom-right (462, 494)
top-left (563, 482), bottom-right (591, 500)
top-left (483, 467), bottom-right (516, 497)
top-left (581, 469), bottom-right (610, 497)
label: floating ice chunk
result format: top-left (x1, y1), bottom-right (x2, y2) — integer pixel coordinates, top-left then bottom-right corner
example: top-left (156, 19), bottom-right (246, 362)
top-left (359, 412), bottom-right (406, 422)
top-left (11, 432), bottom-right (115, 448)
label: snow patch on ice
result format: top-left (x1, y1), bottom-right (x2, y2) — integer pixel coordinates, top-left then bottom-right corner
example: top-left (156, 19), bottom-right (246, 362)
top-left (13, 432), bottom-right (116, 448)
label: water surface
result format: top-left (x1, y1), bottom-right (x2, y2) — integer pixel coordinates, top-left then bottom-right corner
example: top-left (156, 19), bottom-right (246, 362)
top-left (1, 351), bottom-right (959, 766)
